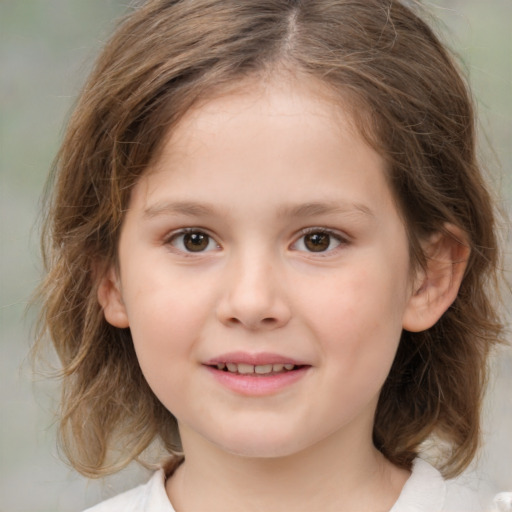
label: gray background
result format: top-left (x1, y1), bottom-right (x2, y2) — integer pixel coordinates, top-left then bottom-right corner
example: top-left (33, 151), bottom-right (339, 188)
top-left (1, 1), bottom-right (510, 510)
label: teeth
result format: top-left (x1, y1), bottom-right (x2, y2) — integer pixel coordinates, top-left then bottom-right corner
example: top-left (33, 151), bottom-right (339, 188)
top-left (237, 363), bottom-right (254, 374)
top-left (255, 364), bottom-right (273, 374)
top-left (217, 362), bottom-right (297, 374)
top-left (226, 363), bottom-right (238, 373)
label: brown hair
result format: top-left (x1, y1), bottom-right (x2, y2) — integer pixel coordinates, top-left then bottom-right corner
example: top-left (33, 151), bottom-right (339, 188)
top-left (36, 0), bottom-right (504, 478)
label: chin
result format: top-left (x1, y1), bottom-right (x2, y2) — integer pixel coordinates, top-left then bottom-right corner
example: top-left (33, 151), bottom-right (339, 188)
top-left (207, 426), bottom-right (311, 459)
top-left (223, 443), bottom-right (296, 459)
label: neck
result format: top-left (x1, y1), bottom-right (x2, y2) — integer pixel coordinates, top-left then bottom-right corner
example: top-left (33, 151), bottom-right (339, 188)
top-left (166, 425), bottom-right (409, 512)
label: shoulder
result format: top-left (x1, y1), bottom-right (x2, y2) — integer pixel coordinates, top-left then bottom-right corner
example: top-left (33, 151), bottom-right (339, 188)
top-left (83, 469), bottom-right (175, 512)
top-left (391, 458), bottom-right (484, 512)
top-left (443, 478), bottom-right (484, 512)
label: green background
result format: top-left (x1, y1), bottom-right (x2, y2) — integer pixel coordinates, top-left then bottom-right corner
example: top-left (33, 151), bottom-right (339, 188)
top-left (1, 1), bottom-right (510, 510)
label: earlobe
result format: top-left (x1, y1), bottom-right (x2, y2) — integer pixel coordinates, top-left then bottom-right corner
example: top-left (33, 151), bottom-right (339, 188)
top-left (402, 224), bottom-right (470, 333)
top-left (97, 266), bottom-right (130, 328)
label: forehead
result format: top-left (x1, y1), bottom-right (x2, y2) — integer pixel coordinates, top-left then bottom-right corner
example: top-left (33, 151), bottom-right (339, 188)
top-left (127, 77), bottom-right (402, 235)
top-left (148, 75), bottom-right (374, 178)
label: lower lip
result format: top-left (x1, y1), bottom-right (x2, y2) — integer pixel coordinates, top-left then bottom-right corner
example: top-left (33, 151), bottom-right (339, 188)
top-left (204, 366), bottom-right (310, 396)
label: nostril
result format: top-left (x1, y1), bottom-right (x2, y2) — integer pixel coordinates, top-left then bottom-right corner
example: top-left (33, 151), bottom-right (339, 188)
top-left (225, 316), bottom-right (278, 329)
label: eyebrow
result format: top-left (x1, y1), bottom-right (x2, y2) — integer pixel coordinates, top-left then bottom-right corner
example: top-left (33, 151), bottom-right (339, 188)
top-left (143, 200), bottom-right (374, 219)
top-left (143, 201), bottom-right (218, 218)
top-left (277, 201), bottom-right (374, 219)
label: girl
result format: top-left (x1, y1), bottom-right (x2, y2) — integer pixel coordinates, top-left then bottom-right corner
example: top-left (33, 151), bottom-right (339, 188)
top-left (37, 0), bottom-right (508, 510)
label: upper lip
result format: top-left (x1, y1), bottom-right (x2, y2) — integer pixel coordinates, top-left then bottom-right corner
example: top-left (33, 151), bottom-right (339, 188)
top-left (204, 352), bottom-right (309, 366)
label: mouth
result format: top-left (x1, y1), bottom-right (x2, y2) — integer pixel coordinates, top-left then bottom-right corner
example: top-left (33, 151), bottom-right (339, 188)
top-left (203, 353), bottom-right (311, 395)
top-left (208, 362), bottom-right (307, 376)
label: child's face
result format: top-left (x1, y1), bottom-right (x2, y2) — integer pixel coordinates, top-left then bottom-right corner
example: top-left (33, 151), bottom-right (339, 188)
top-left (103, 78), bottom-right (419, 459)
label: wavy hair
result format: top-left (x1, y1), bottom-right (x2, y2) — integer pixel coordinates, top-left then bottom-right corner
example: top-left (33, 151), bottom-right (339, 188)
top-left (36, 0), bottom-right (504, 478)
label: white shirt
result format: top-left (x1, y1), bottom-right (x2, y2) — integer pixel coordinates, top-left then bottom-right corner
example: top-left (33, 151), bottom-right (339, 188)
top-left (84, 458), bottom-right (488, 511)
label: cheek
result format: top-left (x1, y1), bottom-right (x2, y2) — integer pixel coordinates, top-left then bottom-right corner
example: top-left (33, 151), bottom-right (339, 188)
top-left (301, 262), bottom-right (407, 369)
top-left (124, 281), bottom-right (208, 409)
top-left (123, 269), bottom-right (216, 362)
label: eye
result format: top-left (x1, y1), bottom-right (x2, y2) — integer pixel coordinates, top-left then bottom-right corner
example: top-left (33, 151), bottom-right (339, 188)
top-left (292, 229), bottom-right (345, 253)
top-left (167, 230), bottom-right (219, 253)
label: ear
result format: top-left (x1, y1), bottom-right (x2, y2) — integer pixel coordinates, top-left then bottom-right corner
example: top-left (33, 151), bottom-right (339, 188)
top-left (402, 224), bottom-right (470, 333)
top-left (97, 265), bottom-right (130, 328)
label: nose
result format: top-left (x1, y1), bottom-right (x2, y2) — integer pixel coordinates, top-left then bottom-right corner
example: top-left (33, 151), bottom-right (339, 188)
top-left (216, 251), bottom-right (291, 331)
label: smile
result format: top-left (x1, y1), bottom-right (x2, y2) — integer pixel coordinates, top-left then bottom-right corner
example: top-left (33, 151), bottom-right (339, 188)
top-left (204, 353), bottom-right (311, 395)
top-left (213, 362), bottom-right (301, 375)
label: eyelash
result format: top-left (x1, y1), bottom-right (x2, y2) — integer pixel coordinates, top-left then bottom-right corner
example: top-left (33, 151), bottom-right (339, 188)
top-left (165, 227), bottom-right (349, 256)
top-left (291, 227), bottom-right (349, 255)
top-left (165, 228), bottom-right (220, 254)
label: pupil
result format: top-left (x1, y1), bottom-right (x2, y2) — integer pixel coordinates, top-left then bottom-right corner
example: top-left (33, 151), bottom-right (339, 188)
top-left (184, 232), bottom-right (208, 251)
top-left (305, 233), bottom-right (329, 252)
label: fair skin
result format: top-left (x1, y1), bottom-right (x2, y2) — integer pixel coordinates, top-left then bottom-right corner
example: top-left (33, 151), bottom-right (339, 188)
top-left (99, 77), bottom-right (468, 511)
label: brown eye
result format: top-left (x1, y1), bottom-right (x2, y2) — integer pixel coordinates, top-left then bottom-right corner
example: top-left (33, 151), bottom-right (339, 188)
top-left (304, 232), bottom-right (330, 252)
top-left (292, 229), bottom-right (344, 254)
top-left (183, 232), bottom-right (209, 251)
top-left (169, 230), bottom-right (218, 253)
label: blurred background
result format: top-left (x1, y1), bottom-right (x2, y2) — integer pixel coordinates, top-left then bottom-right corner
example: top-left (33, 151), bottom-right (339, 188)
top-left (1, 1), bottom-right (510, 510)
